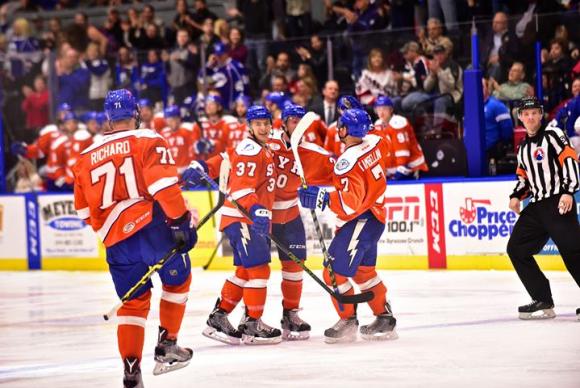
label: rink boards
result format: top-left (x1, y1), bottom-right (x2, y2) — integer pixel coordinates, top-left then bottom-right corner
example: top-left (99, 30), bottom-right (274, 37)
top-left (0, 177), bottom-right (573, 271)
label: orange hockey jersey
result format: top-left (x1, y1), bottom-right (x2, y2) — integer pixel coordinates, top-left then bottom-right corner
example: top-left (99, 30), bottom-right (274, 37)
top-left (226, 120), bottom-right (248, 151)
top-left (328, 134), bottom-right (389, 226)
top-left (160, 124), bottom-right (198, 173)
top-left (268, 131), bottom-right (334, 224)
top-left (65, 128), bottom-right (94, 184)
top-left (323, 121), bottom-right (346, 157)
top-left (24, 124), bottom-right (60, 159)
top-left (273, 115), bottom-right (326, 147)
top-left (192, 116), bottom-right (230, 160)
top-left (73, 129), bottom-right (188, 247)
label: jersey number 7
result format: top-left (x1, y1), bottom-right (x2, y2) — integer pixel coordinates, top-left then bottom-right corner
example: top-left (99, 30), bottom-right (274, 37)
top-left (91, 157), bottom-right (139, 209)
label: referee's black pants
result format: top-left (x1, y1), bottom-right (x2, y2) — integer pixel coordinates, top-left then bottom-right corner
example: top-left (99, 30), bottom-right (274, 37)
top-left (507, 195), bottom-right (580, 304)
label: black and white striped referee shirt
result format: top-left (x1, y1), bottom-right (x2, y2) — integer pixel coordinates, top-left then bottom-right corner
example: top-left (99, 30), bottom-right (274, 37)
top-left (511, 120), bottom-right (580, 202)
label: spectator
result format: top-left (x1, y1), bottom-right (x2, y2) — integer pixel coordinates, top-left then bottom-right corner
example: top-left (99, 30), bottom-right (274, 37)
top-left (13, 159), bottom-right (43, 193)
top-left (312, 79), bottom-right (340, 126)
top-left (195, 18), bottom-right (220, 54)
top-left (427, 0), bottom-right (458, 33)
top-left (103, 7), bottom-right (123, 48)
top-left (481, 12), bottom-right (521, 83)
top-left (189, 0), bottom-right (218, 41)
top-left (114, 46), bottom-right (138, 95)
top-left (291, 63), bottom-right (318, 94)
top-left (322, 0), bottom-right (349, 33)
top-left (140, 4), bottom-right (165, 37)
top-left (173, 0), bottom-right (195, 37)
top-left (543, 38), bottom-right (573, 112)
top-left (423, 44), bottom-right (463, 125)
top-left (164, 29), bottom-right (198, 105)
top-left (400, 41), bottom-right (430, 113)
top-left (271, 74), bottom-right (289, 93)
top-left (214, 19), bottom-right (230, 45)
top-left (295, 76), bottom-right (321, 111)
top-left (482, 77), bottom-right (513, 161)
top-left (355, 48), bottom-right (399, 106)
top-left (84, 42), bottom-right (112, 110)
top-left (260, 51), bottom-right (297, 90)
top-left (7, 18), bottom-right (42, 84)
top-left (21, 75), bottom-right (49, 141)
top-left (228, 27), bottom-right (247, 64)
top-left (295, 34), bottom-right (328, 85)
top-left (555, 78), bottom-right (580, 137)
top-left (227, 0), bottom-right (271, 74)
top-left (490, 61), bottom-right (533, 102)
top-left (286, 0), bottom-right (312, 38)
top-left (66, 12), bottom-right (108, 56)
top-left (57, 47), bottom-right (90, 111)
top-left (138, 49), bottom-right (168, 106)
top-left (419, 17), bottom-right (453, 57)
top-left (132, 23), bottom-right (166, 55)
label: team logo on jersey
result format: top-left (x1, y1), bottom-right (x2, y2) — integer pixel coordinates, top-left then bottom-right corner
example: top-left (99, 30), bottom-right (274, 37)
top-left (269, 143), bottom-right (281, 151)
top-left (123, 222), bottom-right (136, 234)
top-left (242, 143), bottom-right (255, 152)
top-left (533, 148), bottom-right (545, 162)
top-left (336, 159), bottom-right (350, 171)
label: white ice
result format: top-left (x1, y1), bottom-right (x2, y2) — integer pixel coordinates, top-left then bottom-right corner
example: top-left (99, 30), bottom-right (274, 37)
top-left (1, 269), bottom-right (579, 388)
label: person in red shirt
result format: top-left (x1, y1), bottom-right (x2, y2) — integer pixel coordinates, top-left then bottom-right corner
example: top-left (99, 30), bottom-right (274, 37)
top-left (21, 75), bottom-right (50, 141)
top-left (73, 89), bottom-right (197, 386)
top-left (299, 108), bottom-right (397, 344)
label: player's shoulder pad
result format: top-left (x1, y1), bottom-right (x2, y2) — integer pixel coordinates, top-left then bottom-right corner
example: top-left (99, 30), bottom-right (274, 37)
top-left (334, 134), bottom-right (382, 176)
top-left (235, 137), bottom-right (262, 156)
top-left (73, 128), bottom-right (92, 141)
top-left (39, 124), bottom-right (58, 136)
top-left (222, 114), bottom-right (238, 124)
top-left (51, 134), bottom-right (68, 150)
top-left (299, 141), bottom-right (331, 156)
top-left (181, 122), bottom-right (194, 131)
top-left (389, 115), bottom-right (408, 129)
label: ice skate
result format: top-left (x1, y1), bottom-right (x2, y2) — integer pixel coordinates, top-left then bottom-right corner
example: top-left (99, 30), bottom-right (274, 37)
top-left (238, 308), bottom-right (282, 345)
top-left (202, 299), bottom-right (242, 345)
top-left (152, 326), bottom-right (193, 376)
top-left (281, 308), bottom-right (311, 341)
top-left (123, 357), bottom-right (143, 388)
top-left (324, 316), bottom-right (359, 344)
top-left (576, 308), bottom-right (579, 321)
top-left (360, 303), bottom-right (398, 341)
top-left (518, 300), bottom-right (556, 320)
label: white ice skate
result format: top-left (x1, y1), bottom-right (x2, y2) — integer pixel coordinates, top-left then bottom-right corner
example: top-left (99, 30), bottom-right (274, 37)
top-left (239, 309), bottom-right (282, 345)
top-left (152, 327), bottom-right (193, 375)
top-left (324, 316), bottom-right (359, 344)
top-left (360, 303), bottom-right (398, 341)
top-left (202, 299), bottom-right (242, 345)
top-left (281, 308), bottom-right (311, 341)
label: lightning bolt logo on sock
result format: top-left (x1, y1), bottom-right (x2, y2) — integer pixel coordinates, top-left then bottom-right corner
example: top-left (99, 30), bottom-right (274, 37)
top-left (240, 223), bottom-right (251, 255)
top-left (347, 219), bottom-right (366, 268)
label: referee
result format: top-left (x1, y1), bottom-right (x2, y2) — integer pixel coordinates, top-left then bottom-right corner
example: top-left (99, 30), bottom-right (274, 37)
top-left (507, 96), bottom-right (580, 320)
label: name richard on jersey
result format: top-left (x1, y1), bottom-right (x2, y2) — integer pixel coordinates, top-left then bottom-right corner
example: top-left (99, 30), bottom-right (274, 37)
top-left (90, 140), bottom-right (131, 165)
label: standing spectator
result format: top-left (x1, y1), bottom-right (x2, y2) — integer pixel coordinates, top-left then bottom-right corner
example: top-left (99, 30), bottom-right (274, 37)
top-left (214, 19), bottom-right (230, 45)
top-left (140, 4), bottom-right (165, 37)
top-left (57, 47), bottom-right (90, 111)
top-left (295, 35), bottom-right (328, 85)
top-left (138, 49), bottom-right (168, 106)
top-left (188, 0), bottom-right (218, 41)
top-left (84, 42), bottom-right (112, 110)
top-left (481, 12), bottom-right (521, 83)
top-left (355, 48), bottom-right (399, 106)
top-left (419, 17), bottom-right (453, 57)
top-left (164, 29), bottom-right (198, 105)
top-left (400, 41), bottom-right (431, 113)
top-left (271, 74), bottom-right (289, 93)
top-left (544, 39), bottom-right (573, 112)
top-left (66, 12), bottom-right (108, 56)
top-left (312, 79), bottom-right (340, 126)
top-left (228, 27), bottom-right (248, 64)
top-left (294, 77), bottom-right (321, 111)
top-left (555, 78), bottom-right (580, 138)
top-left (260, 51), bottom-right (297, 90)
top-left (195, 18), bottom-right (220, 55)
top-left (482, 77), bottom-right (514, 162)
top-left (286, 0), bottom-right (312, 38)
top-left (21, 75), bottom-right (49, 142)
top-left (6, 18), bottom-right (42, 85)
top-left (227, 0), bottom-right (271, 74)
top-left (115, 46), bottom-right (138, 95)
top-left (423, 44), bottom-right (463, 125)
top-left (173, 0), bottom-right (195, 37)
top-left (103, 7), bottom-right (123, 48)
top-left (132, 23), bottom-right (166, 55)
top-left (490, 61), bottom-right (533, 102)
top-left (427, 0), bottom-right (458, 33)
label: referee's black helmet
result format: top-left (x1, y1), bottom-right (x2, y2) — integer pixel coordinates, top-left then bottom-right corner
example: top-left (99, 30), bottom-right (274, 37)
top-left (517, 96), bottom-right (543, 115)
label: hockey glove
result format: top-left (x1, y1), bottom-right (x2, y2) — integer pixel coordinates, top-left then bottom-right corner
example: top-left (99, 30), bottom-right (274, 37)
top-left (194, 138), bottom-right (215, 155)
top-left (167, 211), bottom-right (198, 253)
top-left (393, 165), bottom-right (416, 180)
top-left (298, 185), bottom-right (329, 211)
top-left (249, 204), bottom-right (271, 235)
top-left (11, 142), bottom-right (27, 156)
top-left (182, 160), bottom-right (208, 189)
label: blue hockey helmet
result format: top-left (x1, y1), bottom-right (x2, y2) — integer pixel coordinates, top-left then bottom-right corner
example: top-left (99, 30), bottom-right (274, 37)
top-left (104, 89), bottom-right (138, 122)
top-left (338, 108), bottom-right (372, 138)
top-left (265, 92), bottom-right (288, 108)
top-left (374, 95), bottom-right (393, 108)
top-left (246, 105), bottom-right (272, 122)
top-left (337, 95), bottom-right (363, 113)
top-left (138, 98), bottom-right (153, 109)
top-left (57, 102), bottom-right (72, 114)
top-left (205, 94), bottom-right (223, 107)
top-left (281, 104), bottom-right (306, 121)
top-left (235, 94), bottom-right (252, 108)
top-left (83, 111), bottom-right (98, 123)
top-left (213, 42), bottom-right (228, 56)
top-left (62, 111), bottom-right (76, 122)
top-left (96, 112), bottom-right (107, 126)
top-left (164, 105), bottom-right (181, 119)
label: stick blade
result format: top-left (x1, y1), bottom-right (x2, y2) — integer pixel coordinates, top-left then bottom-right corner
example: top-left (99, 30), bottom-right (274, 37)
top-left (335, 291), bottom-right (375, 304)
top-left (218, 156), bottom-right (231, 192)
top-left (289, 112), bottom-right (318, 177)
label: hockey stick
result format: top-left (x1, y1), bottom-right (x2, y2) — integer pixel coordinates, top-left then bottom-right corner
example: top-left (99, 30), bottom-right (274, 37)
top-left (289, 112), bottom-right (344, 310)
top-left (103, 244), bottom-right (183, 320)
top-left (197, 168), bottom-right (374, 305)
top-left (196, 157), bottom-right (230, 230)
top-left (202, 234), bottom-right (225, 270)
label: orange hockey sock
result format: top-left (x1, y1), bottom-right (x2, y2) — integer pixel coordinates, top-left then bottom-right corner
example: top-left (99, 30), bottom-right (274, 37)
top-left (117, 290), bottom-right (151, 361)
top-left (281, 260), bottom-right (303, 310)
top-left (160, 274), bottom-right (191, 339)
top-left (353, 266), bottom-right (387, 315)
top-left (219, 266), bottom-right (248, 312)
top-left (243, 264), bottom-right (270, 319)
top-left (323, 268), bottom-right (355, 319)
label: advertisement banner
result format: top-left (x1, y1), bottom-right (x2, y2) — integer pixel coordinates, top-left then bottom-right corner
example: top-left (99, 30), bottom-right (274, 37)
top-left (0, 196), bottom-right (27, 260)
top-left (182, 190), bottom-right (220, 265)
top-left (37, 194), bottom-right (100, 258)
top-left (424, 183), bottom-right (447, 268)
top-left (380, 184), bottom-right (427, 256)
top-left (443, 181), bottom-right (517, 255)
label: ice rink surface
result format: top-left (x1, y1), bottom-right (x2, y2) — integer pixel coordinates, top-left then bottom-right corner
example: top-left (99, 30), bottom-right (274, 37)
top-left (1, 269), bottom-right (579, 388)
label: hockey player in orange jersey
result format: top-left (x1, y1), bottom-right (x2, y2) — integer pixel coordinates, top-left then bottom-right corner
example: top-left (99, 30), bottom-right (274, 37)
top-left (265, 91), bottom-right (288, 129)
top-left (323, 95), bottom-right (365, 157)
top-left (64, 113), bottom-right (94, 186)
top-left (269, 103), bottom-right (335, 340)
top-left (183, 105), bottom-right (282, 345)
top-left (191, 95), bottom-right (229, 160)
top-left (227, 95), bottom-right (251, 150)
top-left (299, 108), bottom-right (398, 343)
top-left (73, 89), bottom-right (197, 387)
top-left (373, 96), bottom-right (428, 179)
top-left (138, 98), bottom-right (155, 129)
top-left (160, 105), bottom-right (197, 175)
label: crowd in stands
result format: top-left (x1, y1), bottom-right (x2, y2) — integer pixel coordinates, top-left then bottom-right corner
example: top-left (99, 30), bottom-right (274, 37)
top-left (4, 0), bottom-right (580, 191)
